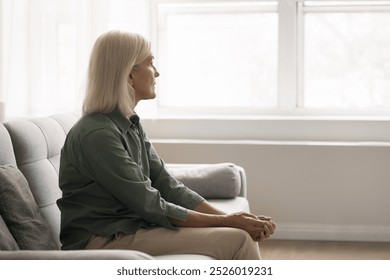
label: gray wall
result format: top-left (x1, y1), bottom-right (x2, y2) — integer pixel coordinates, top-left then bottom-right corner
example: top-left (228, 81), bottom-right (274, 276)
top-left (152, 140), bottom-right (390, 242)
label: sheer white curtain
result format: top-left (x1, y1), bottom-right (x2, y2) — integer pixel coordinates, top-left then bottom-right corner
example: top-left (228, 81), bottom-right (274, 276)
top-left (1, 0), bottom-right (149, 119)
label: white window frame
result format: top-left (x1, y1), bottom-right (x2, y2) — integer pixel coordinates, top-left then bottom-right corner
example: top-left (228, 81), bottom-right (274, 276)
top-left (149, 0), bottom-right (280, 116)
top-left (297, 0), bottom-right (390, 115)
top-left (148, 0), bottom-right (390, 116)
top-left (141, 0), bottom-right (390, 143)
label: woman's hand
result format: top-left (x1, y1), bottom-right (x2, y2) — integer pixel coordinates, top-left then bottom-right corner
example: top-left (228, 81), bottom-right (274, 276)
top-left (169, 203), bottom-right (276, 242)
top-left (225, 212), bottom-right (276, 242)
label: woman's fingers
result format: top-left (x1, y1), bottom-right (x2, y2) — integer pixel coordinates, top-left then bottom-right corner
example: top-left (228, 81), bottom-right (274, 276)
top-left (228, 212), bottom-right (276, 241)
top-left (264, 224), bottom-right (272, 238)
top-left (260, 231), bottom-right (266, 241)
top-left (265, 221), bottom-right (275, 235)
top-left (257, 215), bottom-right (272, 221)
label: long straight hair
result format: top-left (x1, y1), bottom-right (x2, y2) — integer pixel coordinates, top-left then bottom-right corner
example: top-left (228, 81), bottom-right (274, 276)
top-left (82, 31), bottom-right (151, 117)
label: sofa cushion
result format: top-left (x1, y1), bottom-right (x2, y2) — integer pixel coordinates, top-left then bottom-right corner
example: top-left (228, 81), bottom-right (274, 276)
top-left (0, 165), bottom-right (58, 250)
top-left (0, 214), bottom-right (20, 250)
top-left (167, 163), bottom-right (241, 199)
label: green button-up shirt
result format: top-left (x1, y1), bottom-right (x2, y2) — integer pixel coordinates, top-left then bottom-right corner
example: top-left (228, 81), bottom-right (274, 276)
top-left (57, 110), bottom-right (205, 250)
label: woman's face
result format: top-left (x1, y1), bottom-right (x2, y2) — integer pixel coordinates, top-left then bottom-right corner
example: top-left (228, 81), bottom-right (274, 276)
top-left (130, 54), bottom-right (160, 105)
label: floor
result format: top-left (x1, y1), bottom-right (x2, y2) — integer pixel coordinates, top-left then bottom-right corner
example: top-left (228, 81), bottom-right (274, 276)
top-left (259, 239), bottom-right (390, 260)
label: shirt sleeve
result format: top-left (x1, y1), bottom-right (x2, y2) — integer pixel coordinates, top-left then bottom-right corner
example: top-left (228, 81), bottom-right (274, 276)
top-left (78, 128), bottom-right (188, 227)
top-left (141, 127), bottom-right (205, 210)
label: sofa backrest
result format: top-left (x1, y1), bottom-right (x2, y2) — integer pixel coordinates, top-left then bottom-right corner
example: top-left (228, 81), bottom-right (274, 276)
top-left (0, 124), bottom-right (17, 167)
top-left (2, 112), bottom-right (80, 247)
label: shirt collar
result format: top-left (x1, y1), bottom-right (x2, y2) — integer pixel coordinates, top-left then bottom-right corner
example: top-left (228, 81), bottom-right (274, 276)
top-left (130, 114), bottom-right (140, 125)
top-left (107, 109), bottom-right (139, 133)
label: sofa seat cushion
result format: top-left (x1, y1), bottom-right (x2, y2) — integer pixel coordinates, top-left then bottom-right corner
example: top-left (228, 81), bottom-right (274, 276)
top-left (208, 197), bottom-right (250, 213)
top-left (167, 163), bottom-right (241, 199)
top-left (0, 165), bottom-right (58, 250)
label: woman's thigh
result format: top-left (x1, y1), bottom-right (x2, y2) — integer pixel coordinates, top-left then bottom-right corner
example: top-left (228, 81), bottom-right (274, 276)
top-left (86, 227), bottom-right (261, 260)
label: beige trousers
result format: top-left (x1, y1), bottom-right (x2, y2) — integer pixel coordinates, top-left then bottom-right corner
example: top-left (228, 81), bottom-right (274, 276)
top-left (85, 227), bottom-right (261, 260)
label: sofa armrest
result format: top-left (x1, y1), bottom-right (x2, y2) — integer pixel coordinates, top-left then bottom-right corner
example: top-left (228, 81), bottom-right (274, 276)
top-left (234, 165), bottom-right (247, 198)
top-left (0, 249), bottom-right (154, 260)
top-left (166, 163), bottom-right (247, 199)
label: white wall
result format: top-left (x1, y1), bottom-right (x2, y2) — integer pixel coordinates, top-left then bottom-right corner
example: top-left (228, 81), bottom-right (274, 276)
top-left (151, 140), bottom-right (390, 242)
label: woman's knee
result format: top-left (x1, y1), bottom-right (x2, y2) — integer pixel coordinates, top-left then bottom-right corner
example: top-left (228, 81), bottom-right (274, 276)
top-left (219, 228), bottom-right (261, 260)
top-left (214, 228), bottom-right (254, 250)
top-left (219, 227), bottom-right (252, 243)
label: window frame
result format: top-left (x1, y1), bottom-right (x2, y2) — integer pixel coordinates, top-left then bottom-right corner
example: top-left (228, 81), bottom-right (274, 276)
top-left (148, 0), bottom-right (390, 117)
top-left (297, 0), bottom-right (390, 113)
top-left (142, 0), bottom-right (390, 143)
top-left (149, 0), bottom-right (281, 116)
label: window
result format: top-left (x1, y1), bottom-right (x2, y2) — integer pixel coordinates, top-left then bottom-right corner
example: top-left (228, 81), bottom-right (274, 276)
top-left (150, 0), bottom-right (390, 116)
top-left (153, 1), bottom-right (278, 113)
top-left (302, 1), bottom-right (390, 109)
top-left (2, 0), bottom-right (390, 142)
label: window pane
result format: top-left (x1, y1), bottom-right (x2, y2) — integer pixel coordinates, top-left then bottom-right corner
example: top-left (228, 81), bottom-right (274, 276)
top-left (303, 12), bottom-right (390, 108)
top-left (157, 8), bottom-right (278, 108)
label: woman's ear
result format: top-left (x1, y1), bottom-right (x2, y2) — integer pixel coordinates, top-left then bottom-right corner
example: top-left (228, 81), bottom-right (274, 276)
top-left (128, 72), bottom-right (134, 86)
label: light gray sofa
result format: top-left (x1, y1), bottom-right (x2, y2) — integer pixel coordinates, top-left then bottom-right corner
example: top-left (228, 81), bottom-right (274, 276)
top-left (0, 112), bottom-right (249, 260)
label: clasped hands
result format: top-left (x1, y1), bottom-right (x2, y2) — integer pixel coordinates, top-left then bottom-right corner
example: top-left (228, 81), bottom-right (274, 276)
top-left (226, 212), bottom-right (276, 242)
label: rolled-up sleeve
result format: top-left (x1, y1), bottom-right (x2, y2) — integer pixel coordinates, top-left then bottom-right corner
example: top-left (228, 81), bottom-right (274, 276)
top-left (78, 129), bottom-right (188, 226)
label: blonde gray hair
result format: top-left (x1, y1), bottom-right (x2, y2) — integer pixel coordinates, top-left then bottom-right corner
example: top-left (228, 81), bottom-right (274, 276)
top-left (82, 31), bottom-right (151, 116)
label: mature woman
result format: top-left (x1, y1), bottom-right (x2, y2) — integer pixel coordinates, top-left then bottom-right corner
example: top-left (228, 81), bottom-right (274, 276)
top-left (57, 31), bottom-right (276, 259)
